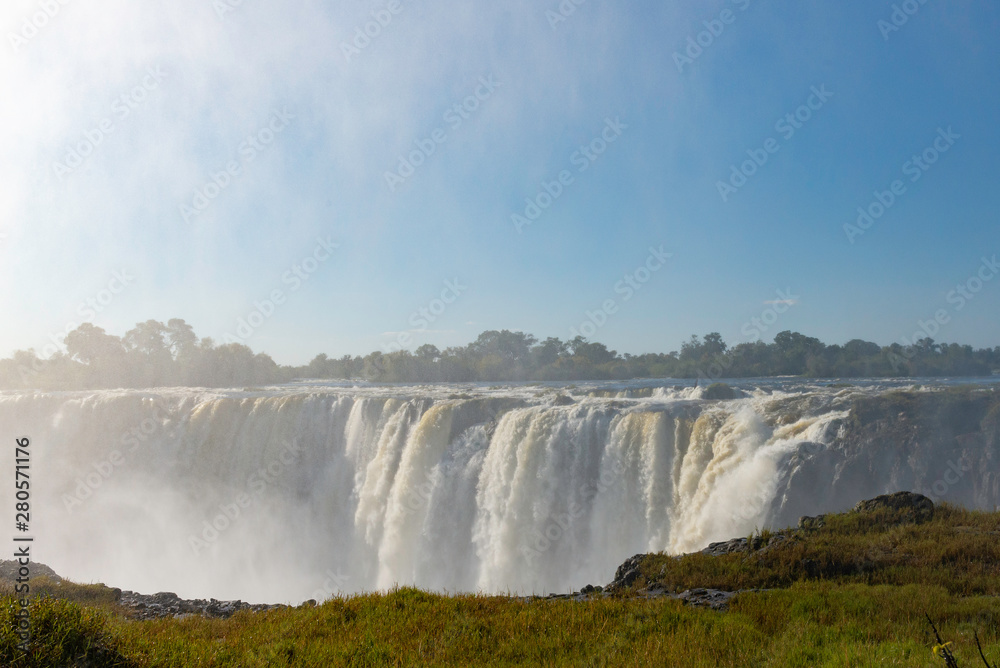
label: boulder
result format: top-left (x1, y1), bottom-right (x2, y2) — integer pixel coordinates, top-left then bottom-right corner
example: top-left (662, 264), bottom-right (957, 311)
top-left (606, 554), bottom-right (646, 591)
top-left (701, 537), bottom-right (750, 557)
top-left (678, 588), bottom-right (738, 611)
top-left (797, 515), bottom-right (826, 531)
top-left (0, 560), bottom-right (63, 583)
top-left (852, 491), bottom-right (934, 523)
top-left (702, 383), bottom-right (737, 400)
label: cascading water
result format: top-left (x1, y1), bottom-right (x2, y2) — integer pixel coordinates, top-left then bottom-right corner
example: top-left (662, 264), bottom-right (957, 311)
top-left (0, 380), bottom-right (994, 603)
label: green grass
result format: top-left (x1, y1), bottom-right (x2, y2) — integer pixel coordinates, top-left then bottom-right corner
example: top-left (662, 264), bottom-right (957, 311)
top-left (2, 585), bottom-right (997, 667)
top-left (2, 503), bottom-right (999, 666)
top-left (1, 596), bottom-right (133, 667)
top-left (638, 504), bottom-right (1000, 597)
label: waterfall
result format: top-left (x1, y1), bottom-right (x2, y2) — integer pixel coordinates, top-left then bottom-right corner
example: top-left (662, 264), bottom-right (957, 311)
top-left (0, 382), bottom-right (987, 603)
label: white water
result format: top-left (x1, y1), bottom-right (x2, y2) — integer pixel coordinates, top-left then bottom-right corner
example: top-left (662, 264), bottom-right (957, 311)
top-left (0, 381), bottom-right (903, 603)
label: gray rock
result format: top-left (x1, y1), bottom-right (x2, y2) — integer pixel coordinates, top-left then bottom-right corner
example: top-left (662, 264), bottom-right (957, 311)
top-left (701, 537), bottom-right (750, 557)
top-left (702, 383), bottom-right (738, 400)
top-left (0, 560), bottom-right (63, 583)
top-left (678, 588), bottom-right (738, 611)
top-left (118, 590), bottom-right (289, 620)
top-left (852, 491), bottom-right (934, 523)
top-left (606, 554), bottom-right (646, 591)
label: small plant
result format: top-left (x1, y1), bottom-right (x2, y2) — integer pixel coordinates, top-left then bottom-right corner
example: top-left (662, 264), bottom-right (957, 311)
top-left (745, 526), bottom-right (775, 549)
top-left (926, 613), bottom-right (997, 668)
top-left (927, 614), bottom-right (960, 668)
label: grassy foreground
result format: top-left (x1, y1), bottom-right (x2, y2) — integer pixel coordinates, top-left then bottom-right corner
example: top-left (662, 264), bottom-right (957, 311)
top-left (2, 504), bottom-right (999, 667)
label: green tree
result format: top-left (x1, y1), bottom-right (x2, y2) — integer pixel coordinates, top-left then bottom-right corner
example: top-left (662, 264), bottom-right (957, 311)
top-left (123, 320), bottom-right (172, 386)
top-left (532, 337), bottom-right (567, 368)
top-left (415, 344), bottom-right (441, 361)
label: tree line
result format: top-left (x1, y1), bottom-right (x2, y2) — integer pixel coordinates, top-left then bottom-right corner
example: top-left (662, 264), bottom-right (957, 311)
top-left (1, 319), bottom-right (998, 389)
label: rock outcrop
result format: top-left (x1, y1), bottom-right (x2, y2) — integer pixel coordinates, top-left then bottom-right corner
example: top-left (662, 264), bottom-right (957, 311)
top-left (852, 491), bottom-right (934, 523)
top-left (0, 560), bottom-right (62, 583)
top-left (118, 590), bottom-right (289, 621)
top-left (606, 554), bottom-right (645, 591)
top-left (766, 389), bottom-right (999, 528)
top-left (598, 491), bottom-right (939, 612)
top-left (0, 562), bottom-right (294, 620)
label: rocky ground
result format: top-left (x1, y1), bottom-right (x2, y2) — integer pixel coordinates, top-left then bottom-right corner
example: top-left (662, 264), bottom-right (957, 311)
top-left (117, 590), bottom-right (290, 621)
top-left (0, 559), bottom-right (62, 582)
top-left (521, 584), bottom-right (744, 611)
top-left (538, 491), bottom-right (938, 611)
top-left (0, 564), bottom-right (294, 620)
top-left (1, 492), bottom-right (937, 619)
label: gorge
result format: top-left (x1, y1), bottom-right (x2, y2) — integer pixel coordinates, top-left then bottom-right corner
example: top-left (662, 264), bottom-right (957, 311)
top-left (1, 380), bottom-right (996, 604)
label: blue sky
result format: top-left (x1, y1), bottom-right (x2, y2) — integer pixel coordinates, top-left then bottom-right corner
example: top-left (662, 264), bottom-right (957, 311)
top-left (1, 0), bottom-right (997, 365)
